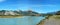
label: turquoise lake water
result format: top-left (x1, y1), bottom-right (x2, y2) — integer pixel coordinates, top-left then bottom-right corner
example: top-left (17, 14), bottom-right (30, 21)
top-left (0, 16), bottom-right (45, 25)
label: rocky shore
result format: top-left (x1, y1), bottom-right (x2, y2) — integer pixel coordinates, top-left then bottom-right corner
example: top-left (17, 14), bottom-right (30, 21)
top-left (37, 15), bottom-right (60, 25)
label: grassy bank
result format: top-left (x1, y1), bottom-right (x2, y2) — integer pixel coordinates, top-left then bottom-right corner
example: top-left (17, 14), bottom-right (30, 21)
top-left (0, 15), bottom-right (22, 18)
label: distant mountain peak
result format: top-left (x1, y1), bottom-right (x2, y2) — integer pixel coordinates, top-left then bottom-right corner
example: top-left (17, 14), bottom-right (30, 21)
top-left (0, 10), bottom-right (40, 16)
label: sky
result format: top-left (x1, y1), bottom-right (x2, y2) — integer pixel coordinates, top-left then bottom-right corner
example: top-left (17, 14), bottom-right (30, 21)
top-left (0, 0), bottom-right (60, 13)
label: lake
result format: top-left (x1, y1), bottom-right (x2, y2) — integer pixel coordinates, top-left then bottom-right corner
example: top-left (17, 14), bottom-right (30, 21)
top-left (0, 16), bottom-right (45, 25)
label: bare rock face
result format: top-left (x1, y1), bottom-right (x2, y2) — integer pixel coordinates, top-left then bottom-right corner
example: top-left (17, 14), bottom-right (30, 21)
top-left (37, 15), bottom-right (60, 25)
top-left (4, 11), bottom-right (15, 15)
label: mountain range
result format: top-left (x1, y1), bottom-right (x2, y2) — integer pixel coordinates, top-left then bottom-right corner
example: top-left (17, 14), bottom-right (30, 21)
top-left (0, 10), bottom-right (40, 16)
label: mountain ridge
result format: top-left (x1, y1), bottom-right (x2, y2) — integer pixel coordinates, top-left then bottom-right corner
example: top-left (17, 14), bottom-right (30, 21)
top-left (0, 10), bottom-right (40, 16)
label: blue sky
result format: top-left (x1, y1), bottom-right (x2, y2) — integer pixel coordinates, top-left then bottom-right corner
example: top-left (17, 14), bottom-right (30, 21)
top-left (0, 0), bottom-right (60, 13)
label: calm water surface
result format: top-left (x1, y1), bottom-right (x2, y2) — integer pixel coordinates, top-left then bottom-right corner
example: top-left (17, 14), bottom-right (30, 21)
top-left (0, 16), bottom-right (45, 25)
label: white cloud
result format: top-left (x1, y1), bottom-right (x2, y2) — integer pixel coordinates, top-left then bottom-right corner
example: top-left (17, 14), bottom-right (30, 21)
top-left (0, 0), bottom-right (6, 2)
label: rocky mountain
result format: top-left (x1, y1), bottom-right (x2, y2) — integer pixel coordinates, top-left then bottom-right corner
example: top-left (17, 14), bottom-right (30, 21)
top-left (46, 11), bottom-right (60, 15)
top-left (0, 10), bottom-right (40, 16)
top-left (55, 11), bottom-right (60, 15)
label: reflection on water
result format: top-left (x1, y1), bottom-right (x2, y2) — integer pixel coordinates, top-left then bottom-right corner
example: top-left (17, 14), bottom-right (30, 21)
top-left (0, 16), bottom-right (45, 25)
